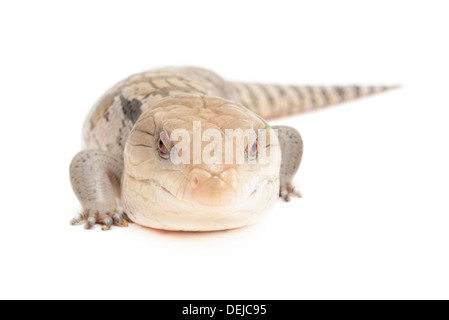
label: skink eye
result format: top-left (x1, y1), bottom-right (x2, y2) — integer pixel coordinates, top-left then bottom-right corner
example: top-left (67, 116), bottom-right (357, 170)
top-left (157, 137), bottom-right (169, 158)
top-left (250, 140), bottom-right (258, 157)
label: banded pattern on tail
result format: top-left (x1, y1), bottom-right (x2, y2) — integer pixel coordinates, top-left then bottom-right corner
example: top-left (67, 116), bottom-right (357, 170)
top-left (229, 82), bottom-right (397, 119)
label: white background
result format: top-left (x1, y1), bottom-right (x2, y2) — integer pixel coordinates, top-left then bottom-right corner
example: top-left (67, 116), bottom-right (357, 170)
top-left (1, 0), bottom-right (448, 300)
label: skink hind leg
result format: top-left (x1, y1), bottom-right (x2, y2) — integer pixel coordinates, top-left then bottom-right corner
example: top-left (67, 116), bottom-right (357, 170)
top-left (272, 125), bottom-right (303, 202)
top-left (69, 150), bottom-right (128, 230)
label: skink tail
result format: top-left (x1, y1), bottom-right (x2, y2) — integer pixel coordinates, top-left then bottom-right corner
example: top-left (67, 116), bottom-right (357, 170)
top-left (228, 82), bottom-right (399, 119)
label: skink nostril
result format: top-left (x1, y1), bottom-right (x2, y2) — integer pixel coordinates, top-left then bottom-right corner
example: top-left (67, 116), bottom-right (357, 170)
top-left (189, 169), bottom-right (212, 189)
top-left (189, 168), bottom-right (239, 190)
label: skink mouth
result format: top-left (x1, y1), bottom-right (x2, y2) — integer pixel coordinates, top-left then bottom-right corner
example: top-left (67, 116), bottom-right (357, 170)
top-left (145, 178), bottom-right (269, 207)
top-left (161, 185), bottom-right (175, 198)
top-left (249, 180), bottom-right (268, 198)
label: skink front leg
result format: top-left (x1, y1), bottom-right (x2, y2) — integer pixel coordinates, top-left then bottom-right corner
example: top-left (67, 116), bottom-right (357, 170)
top-left (272, 125), bottom-right (303, 201)
top-left (69, 150), bottom-right (128, 230)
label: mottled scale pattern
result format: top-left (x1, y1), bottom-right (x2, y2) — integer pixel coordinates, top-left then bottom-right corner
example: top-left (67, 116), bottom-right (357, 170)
top-left (82, 67), bottom-right (393, 157)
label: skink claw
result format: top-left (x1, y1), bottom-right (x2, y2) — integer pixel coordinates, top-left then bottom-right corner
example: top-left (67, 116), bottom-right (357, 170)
top-left (84, 216), bottom-right (96, 229)
top-left (112, 211), bottom-right (129, 227)
top-left (70, 208), bottom-right (129, 230)
top-left (280, 183), bottom-right (302, 202)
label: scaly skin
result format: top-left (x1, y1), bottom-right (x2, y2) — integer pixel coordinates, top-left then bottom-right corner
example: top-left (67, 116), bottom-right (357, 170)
top-left (70, 67), bottom-right (395, 231)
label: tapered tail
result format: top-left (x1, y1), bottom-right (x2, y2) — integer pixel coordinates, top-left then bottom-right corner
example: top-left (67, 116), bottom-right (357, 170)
top-left (228, 82), bottom-right (398, 119)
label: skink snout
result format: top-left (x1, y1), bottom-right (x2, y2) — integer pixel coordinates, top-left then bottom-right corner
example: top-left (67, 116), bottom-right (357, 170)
top-left (188, 167), bottom-right (239, 207)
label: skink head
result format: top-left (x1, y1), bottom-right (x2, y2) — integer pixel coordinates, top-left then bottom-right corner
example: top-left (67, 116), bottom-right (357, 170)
top-left (123, 94), bottom-right (282, 231)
